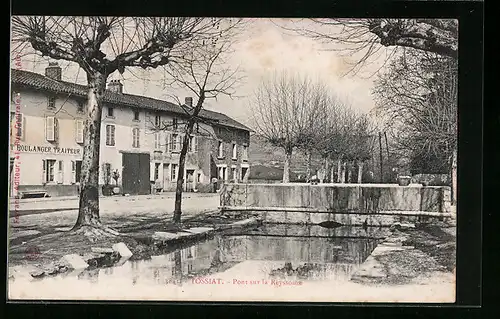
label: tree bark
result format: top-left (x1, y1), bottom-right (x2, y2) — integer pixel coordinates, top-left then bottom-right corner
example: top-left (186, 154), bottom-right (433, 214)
top-left (306, 151), bottom-right (312, 182)
top-left (73, 72), bottom-right (107, 230)
top-left (336, 158), bottom-right (342, 183)
top-left (451, 148), bottom-right (457, 206)
top-left (357, 160), bottom-right (364, 184)
top-left (347, 161), bottom-right (353, 183)
top-left (283, 150), bottom-right (292, 183)
top-left (324, 158), bottom-right (329, 183)
top-left (340, 161), bottom-right (346, 183)
top-left (172, 95), bottom-right (205, 224)
top-left (330, 159), bottom-right (335, 183)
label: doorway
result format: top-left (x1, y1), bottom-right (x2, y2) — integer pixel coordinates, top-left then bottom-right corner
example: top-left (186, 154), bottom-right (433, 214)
top-left (185, 169), bottom-right (195, 192)
top-left (122, 152), bottom-right (151, 195)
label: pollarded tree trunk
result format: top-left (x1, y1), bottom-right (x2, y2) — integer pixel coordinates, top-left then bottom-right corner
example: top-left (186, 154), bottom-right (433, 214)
top-left (73, 72), bottom-right (110, 235)
top-left (330, 159), bottom-right (335, 183)
top-left (357, 160), bottom-right (364, 184)
top-left (340, 161), bottom-right (347, 183)
top-left (336, 158), bottom-right (342, 183)
top-left (283, 150), bottom-right (292, 183)
top-left (306, 151), bottom-right (312, 182)
top-left (324, 158), bottom-right (329, 183)
top-left (347, 161), bottom-right (353, 183)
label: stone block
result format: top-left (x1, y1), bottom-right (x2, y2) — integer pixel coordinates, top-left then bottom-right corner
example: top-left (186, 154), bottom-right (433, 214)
top-left (420, 188), bottom-right (443, 212)
top-left (59, 254), bottom-right (89, 270)
top-left (282, 185), bottom-right (309, 207)
top-left (286, 211), bottom-right (309, 224)
top-left (152, 232), bottom-right (178, 241)
top-left (112, 242), bottom-right (133, 258)
top-left (310, 212), bottom-right (328, 224)
top-left (265, 211), bottom-right (284, 223)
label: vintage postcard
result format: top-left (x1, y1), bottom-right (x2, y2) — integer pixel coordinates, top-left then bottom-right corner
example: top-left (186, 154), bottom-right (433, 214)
top-left (8, 17), bottom-right (457, 302)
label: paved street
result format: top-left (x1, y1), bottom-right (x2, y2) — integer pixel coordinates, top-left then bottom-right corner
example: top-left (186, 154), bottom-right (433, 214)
top-left (9, 192), bottom-right (219, 216)
top-left (8, 193), bottom-right (220, 244)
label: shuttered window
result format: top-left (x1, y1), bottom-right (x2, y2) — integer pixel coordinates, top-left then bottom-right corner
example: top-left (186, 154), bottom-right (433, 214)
top-left (57, 160), bottom-right (64, 184)
top-left (75, 119), bottom-right (84, 143)
top-left (45, 116), bottom-right (56, 142)
top-left (172, 134), bottom-right (179, 151)
top-left (188, 135), bottom-right (197, 152)
top-left (106, 124), bottom-right (115, 146)
top-left (154, 132), bottom-right (160, 149)
top-left (42, 159), bottom-right (56, 183)
top-left (132, 127), bottom-right (140, 148)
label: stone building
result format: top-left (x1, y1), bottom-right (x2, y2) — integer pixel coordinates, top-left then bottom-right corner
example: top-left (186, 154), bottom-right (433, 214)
top-left (9, 63), bottom-right (251, 198)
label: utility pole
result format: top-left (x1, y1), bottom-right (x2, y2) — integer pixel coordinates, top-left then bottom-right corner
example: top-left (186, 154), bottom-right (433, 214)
top-left (378, 132), bottom-right (383, 183)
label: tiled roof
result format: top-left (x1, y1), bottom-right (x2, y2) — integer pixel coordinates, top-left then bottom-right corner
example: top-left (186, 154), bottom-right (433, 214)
top-left (10, 68), bottom-right (251, 132)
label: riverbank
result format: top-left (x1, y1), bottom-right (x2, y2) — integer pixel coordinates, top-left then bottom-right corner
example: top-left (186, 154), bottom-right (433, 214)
top-left (351, 219), bottom-right (456, 287)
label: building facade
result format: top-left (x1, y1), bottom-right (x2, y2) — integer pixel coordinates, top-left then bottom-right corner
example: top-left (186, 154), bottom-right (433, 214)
top-left (9, 63), bottom-right (251, 198)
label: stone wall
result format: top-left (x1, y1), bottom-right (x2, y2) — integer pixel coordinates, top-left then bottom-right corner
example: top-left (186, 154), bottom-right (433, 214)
top-left (221, 183), bottom-right (448, 213)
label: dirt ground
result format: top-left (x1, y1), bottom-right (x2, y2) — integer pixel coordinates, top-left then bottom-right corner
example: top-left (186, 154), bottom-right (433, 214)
top-left (352, 220), bottom-right (456, 286)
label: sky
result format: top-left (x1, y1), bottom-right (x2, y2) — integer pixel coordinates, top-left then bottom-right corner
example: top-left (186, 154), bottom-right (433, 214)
top-left (11, 18), bottom-right (388, 128)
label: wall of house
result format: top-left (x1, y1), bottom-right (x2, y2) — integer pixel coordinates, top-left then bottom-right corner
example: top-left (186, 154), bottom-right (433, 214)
top-left (9, 86), bottom-right (251, 197)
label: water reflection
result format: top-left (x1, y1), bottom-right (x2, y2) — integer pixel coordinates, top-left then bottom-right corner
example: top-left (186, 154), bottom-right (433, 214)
top-left (32, 225), bottom-right (381, 286)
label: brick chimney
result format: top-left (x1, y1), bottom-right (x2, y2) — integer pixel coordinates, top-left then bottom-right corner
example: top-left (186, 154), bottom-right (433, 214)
top-left (185, 97), bottom-right (193, 107)
top-left (107, 79), bottom-right (123, 94)
top-left (45, 62), bottom-right (62, 81)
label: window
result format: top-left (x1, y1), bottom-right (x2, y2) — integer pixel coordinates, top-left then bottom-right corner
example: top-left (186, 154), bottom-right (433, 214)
top-left (218, 141), bottom-right (224, 158)
top-left (154, 163), bottom-right (160, 181)
top-left (242, 145), bottom-right (248, 162)
top-left (57, 160), bottom-right (64, 184)
top-left (232, 143), bottom-right (237, 159)
top-left (172, 118), bottom-right (178, 130)
top-left (188, 136), bottom-right (196, 152)
top-left (241, 167), bottom-right (248, 182)
top-left (107, 107), bottom-right (114, 117)
top-left (172, 134), bottom-right (179, 151)
top-left (197, 173), bottom-right (202, 183)
top-left (106, 124), bottom-right (115, 146)
top-left (171, 164), bottom-right (178, 181)
top-left (47, 96), bottom-right (56, 109)
top-left (71, 160), bottom-right (82, 184)
top-left (154, 132), bottom-right (161, 149)
top-left (155, 115), bottom-right (161, 127)
top-left (132, 127), bottom-right (140, 148)
top-left (77, 101), bottom-right (84, 113)
top-left (42, 159), bottom-right (56, 183)
top-left (75, 119), bottom-right (84, 144)
top-left (133, 110), bottom-right (140, 121)
top-left (45, 116), bottom-right (57, 142)
top-left (217, 166), bottom-right (228, 181)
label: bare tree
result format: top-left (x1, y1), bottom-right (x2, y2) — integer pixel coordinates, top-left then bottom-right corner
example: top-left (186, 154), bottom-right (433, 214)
top-left (160, 24), bottom-right (243, 224)
top-left (373, 49), bottom-right (457, 200)
top-left (251, 72), bottom-right (326, 183)
top-left (279, 18), bottom-right (458, 75)
top-left (11, 16), bottom-right (231, 237)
